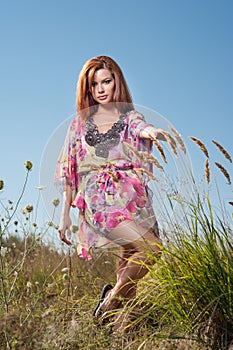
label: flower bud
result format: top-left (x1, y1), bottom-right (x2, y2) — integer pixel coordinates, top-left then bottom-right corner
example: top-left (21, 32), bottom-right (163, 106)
top-left (0, 180), bottom-right (4, 191)
top-left (52, 198), bottom-right (60, 207)
top-left (25, 204), bottom-right (33, 213)
top-left (24, 160), bottom-right (33, 171)
top-left (70, 225), bottom-right (79, 233)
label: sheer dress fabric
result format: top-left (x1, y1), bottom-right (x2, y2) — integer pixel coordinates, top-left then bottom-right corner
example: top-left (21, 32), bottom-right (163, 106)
top-left (55, 110), bottom-right (158, 259)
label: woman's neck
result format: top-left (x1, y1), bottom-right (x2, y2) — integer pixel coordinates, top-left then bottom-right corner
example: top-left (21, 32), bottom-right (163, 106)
top-left (96, 103), bottom-right (119, 116)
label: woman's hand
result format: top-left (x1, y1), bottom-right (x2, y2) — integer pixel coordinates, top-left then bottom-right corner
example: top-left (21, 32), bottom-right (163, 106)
top-left (58, 213), bottom-right (72, 246)
top-left (58, 183), bottom-right (73, 245)
top-left (140, 126), bottom-right (167, 141)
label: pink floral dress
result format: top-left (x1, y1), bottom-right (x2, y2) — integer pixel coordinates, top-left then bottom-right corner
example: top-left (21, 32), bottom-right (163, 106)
top-left (55, 110), bottom-right (158, 259)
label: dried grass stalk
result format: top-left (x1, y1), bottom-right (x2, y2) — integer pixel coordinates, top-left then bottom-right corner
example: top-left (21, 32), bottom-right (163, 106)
top-left (215, 162), bottom-right (231, 185)
top-left (135, 167), bottom-right (158, 182)
top-left (169, 125), bottom-right (186, 154)
top-left (138, 151), bottom-right (164, 171)
top-left (189, 136), bottom-right (209, 158)
top-left (123, 142), bottom-right (164, 172)
top-left (153, 139), bottom-right (167, 163)
top-left (212, 140), bottom-right (232, 163)
top-left (205, 158), bottom-right (210, 184)
top-left (162, 131), bottom-right (178, 157)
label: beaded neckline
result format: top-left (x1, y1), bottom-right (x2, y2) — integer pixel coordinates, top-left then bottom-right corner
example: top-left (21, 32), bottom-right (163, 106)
top-left (85, 114), bottom-right (126, 158)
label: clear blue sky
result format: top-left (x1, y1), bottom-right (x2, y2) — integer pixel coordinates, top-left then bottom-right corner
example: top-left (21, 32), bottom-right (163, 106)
top-left (0, 0), bottom-right (232, 229)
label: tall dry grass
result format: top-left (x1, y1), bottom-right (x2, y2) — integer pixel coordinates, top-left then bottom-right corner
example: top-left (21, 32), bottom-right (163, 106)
top-left (0, 134), bottom-right (233, 350)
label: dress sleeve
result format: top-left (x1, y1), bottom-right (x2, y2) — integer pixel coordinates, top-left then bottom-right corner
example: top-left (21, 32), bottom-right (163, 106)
top-left (127, 110), bottom-right (153, 151)
top-left (54, 115), bottom-right (80, 194)
top-left (125, 110), bottom-right (154, 173)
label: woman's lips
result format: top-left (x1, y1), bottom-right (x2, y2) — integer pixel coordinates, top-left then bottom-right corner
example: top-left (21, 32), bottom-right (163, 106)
top-left (98, 95), bottom-right (107, 100)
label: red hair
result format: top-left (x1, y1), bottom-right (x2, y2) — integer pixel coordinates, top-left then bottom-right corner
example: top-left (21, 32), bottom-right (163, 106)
top-left (76, 56), bottom-right (134, 121)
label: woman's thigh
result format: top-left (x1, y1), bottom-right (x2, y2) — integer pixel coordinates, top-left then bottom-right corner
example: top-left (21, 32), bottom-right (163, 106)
top-left (107, 220), bottom-right (160, 252)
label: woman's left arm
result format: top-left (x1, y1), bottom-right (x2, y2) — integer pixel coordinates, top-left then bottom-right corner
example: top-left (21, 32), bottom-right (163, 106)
top-left (139, 125), bottom-right (167, 141)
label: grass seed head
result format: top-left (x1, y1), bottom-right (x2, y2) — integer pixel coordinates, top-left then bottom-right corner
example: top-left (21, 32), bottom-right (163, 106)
top-left (215, 162), bottom-right (231, 185)
top-left (153, 139), bottom-right (167, 163)
top-left (189, 136), bottom-right (209, 158)
top-left (212, 140), bottom-right (232, 163)
top-left (162, 131), bottom-right (178, 157)
top-left (139, 151), bottom-right (164, 171)
top-left (205, 158), bottom-right (210, 184)
top-left (169, 125), bottom-right (186, 154)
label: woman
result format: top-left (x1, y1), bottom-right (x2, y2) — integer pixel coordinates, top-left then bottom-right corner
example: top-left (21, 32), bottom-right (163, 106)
top-left (55, 55), bottom-right (166, 332)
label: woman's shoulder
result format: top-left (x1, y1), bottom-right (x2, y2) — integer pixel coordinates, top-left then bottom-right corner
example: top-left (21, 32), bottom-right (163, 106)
top-left (64, 114), bottom-right (84, 143)
top-left (68, 114), bottom-right (85, 133)
top-left (125, 109), bottom-right (145, 122)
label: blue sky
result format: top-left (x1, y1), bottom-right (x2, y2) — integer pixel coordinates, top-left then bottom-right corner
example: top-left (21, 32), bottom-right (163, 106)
top-left (0, 0), bottom-right (232, 229)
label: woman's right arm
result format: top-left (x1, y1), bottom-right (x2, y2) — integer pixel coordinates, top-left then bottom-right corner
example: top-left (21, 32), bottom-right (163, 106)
top-left (58, 181), bottom-right (72, 246)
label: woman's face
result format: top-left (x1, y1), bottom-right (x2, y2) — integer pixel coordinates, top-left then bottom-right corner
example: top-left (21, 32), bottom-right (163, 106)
top-left (90, 68), bottom-right (115, 105)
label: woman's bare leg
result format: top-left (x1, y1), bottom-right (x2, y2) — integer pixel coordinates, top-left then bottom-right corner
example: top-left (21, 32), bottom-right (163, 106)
top-left (98, 228), bottom-right (161, 332)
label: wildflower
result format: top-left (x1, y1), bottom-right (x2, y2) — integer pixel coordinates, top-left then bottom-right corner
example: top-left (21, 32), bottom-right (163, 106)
top-left (24, 160), bottom-right (33, 171)
top-left (61, 267), bottom-right (69, 273)
top-left (14, 221), bottom-right (18, 226)
top-left (35, 186), bottom-right (46, 190)
top-left (0, 180), bottom-right (4, 191)
top-left (52, 198), bottom-right (60, 207)
top-left (47, 282), bottom-right (56, 289)
top-left (8, 199), bottom-right (13, 204)
top-left (47, 221), bottom-right (54, 227)
top-left (32, 222), bottom-right (37, 227)
top-left (27, 281), bottom-right (32, 288)
top-left (0, 246), bottom-right (8, 257)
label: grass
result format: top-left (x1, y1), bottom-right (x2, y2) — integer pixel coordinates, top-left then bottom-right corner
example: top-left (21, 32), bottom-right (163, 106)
top-left (0, 137), bottom-right (233, 349)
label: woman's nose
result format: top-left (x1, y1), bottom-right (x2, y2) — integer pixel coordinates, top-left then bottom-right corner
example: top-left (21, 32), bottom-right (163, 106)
top-left (98, 83), bottom-right (104, 92)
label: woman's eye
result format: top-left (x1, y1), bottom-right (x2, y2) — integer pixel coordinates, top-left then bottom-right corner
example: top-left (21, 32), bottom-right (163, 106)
top-left (104, 79), bottom-right (111, 84)
top-left (91, 82), bottom-right (97, 87)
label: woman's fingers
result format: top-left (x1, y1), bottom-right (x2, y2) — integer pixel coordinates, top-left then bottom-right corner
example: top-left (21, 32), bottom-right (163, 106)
top-left (58, 228), bottom-right (72, 246)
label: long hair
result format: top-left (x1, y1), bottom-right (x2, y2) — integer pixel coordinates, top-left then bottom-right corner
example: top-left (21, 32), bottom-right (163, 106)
top-left (76, 56), bottom-right (134, 121)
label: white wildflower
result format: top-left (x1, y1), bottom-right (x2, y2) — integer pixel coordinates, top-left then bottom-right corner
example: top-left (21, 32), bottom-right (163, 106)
top-left (26, 281), bottom-right (32, 289)
top-left (0, 246), bottom-right (8, 257)
top-left (35, 186), bottom-right (46, 190)
top-left (61, 267), bottom-right (69, 273)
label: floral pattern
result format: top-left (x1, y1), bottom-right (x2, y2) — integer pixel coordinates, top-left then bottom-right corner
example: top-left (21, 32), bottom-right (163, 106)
top-left (55, 110), bottom-right (158, 259)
